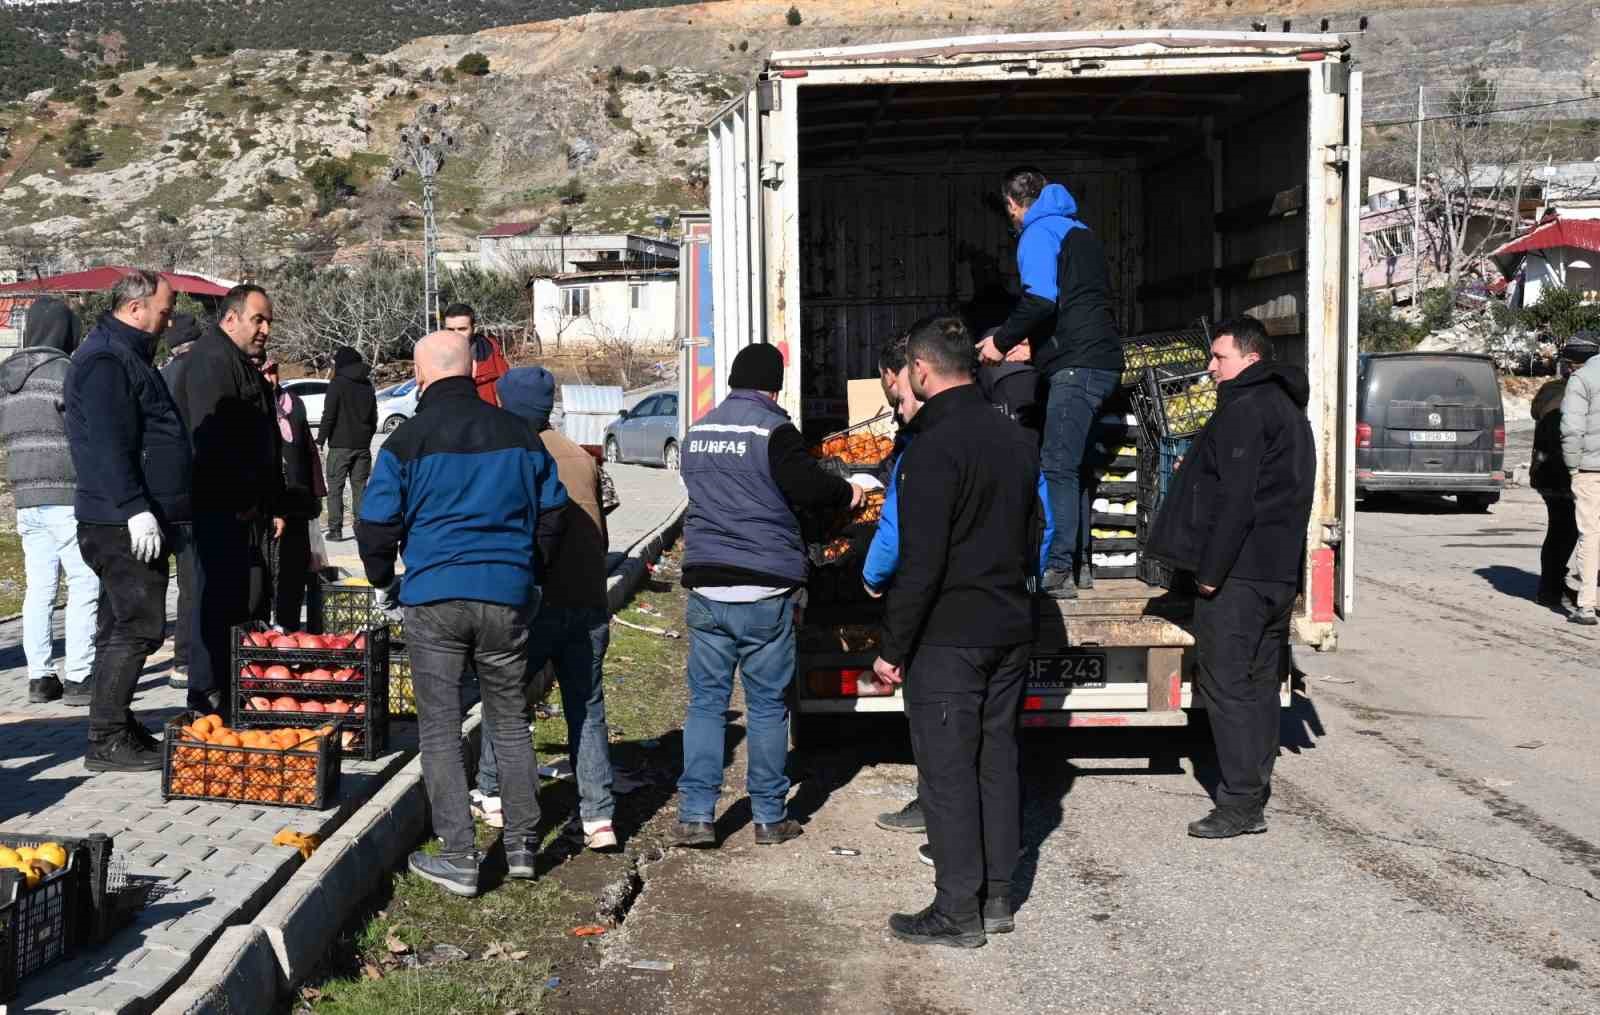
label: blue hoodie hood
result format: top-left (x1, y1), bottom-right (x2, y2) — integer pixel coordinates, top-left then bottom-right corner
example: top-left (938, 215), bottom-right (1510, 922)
top-left (1016, 183), bottom-right (1086, 304)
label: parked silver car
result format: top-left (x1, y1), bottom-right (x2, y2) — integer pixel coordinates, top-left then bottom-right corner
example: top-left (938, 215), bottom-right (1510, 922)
top-left (603, 392), bottom-right (680, 469)
top-left (376, 379), bottom-right (419, 433)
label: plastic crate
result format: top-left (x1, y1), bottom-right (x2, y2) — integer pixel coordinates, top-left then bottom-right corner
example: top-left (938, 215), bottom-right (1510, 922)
top-left (809, 411), bottom-right (898, 469)
top-left (1134, 434), bottom-right (1193, 590)
top-left (0, 830), bottom-right (105, 1001)
top-left (232, 623), bottom-right (390, 759)
top-left (318, 582), bottom-right (405, 646)
top-left (389, 649), bottom-right (414, 718)
top-left (162, 712), bottom-right (342, 808)
top-left (1132, 364), bottom-right (1217, 443)
top-left (1092, 564), bottom-right (1141, 581)
top-left (1119, 327), bottom-right (1212, 387)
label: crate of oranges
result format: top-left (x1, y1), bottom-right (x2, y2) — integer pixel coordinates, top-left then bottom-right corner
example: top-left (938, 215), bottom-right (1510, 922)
top-left (162, 712), bottom-right (342, 810)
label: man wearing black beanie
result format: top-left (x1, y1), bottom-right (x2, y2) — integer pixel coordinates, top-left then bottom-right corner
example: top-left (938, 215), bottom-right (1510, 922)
top-left (672, 343), bottom-right (865, 849)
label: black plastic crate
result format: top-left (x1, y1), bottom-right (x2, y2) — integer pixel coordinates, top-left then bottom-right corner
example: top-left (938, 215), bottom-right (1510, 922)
top-left (0, 830), bottom-right (102, 1001)
top-left (163, 712), bottom-right (342, 808)
top-left (389, 649), bottom-right (415, 718)
top-left (1132, 364), bottom-right (1217, 443)
top-left (318, 582), bottom-right (405, 646)
top-left (232, 622), bottom-right (390, 758)
top-left (1092, 564), bottom-right (1141, 581)
top-left (1119, 327), bottom-right (1211, 387)
top-left (1089, 537), bottom-right (1140, 554)
top-left (1095, 481), bottom-right (1140, 502)
top-left (1133, 434), bottom-right (1193, 590)
top-left (1138, 554), bottom-right (1176, 588)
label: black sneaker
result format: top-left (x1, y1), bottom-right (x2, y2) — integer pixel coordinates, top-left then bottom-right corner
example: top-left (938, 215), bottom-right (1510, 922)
top-left (982, 896), bottom-right (1014, 934)
top-left (888, 904), bottom-right (986, 949)
top-left (1186, 806), bottom-right (1267, 839)
top-left (917, 843), bottom-right (934, 867)
top-left (62, 681), bottom-right (92, 707)
top-left (505, 842), bottom-right (538, 880)
top-left (875, 798), bottom-right (926, 833)
top-left (28, 674), bottom-right (63, 704)
top-left (84, 732), bottom-right (163, 773)
top-left (408, 849), bottom-right (479, 897)
top-left (1040, 569), bottom-right (1077, 600)
top-left (126, 710), bottom-right (160, 752)
top-left (669, 820), bottom-right (716, 849)
top-left (754, 819), bottom-right (803, 845)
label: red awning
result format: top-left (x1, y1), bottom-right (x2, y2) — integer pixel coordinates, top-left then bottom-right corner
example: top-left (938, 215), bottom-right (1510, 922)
top-left (1492, 217), bottom-right (1600, 260)
top-left (0, 266), bottom-right (231, 297)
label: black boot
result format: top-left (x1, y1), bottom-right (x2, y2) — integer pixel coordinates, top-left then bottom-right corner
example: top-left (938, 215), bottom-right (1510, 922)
top-left (875, 797), bottom-right (926, 833)
top-left (888, 904), bottom-right (986, 948)
top-left (982, 896), bottom-right (1014, 934)
top-left (1187, 806), bottom-right (1267, 839)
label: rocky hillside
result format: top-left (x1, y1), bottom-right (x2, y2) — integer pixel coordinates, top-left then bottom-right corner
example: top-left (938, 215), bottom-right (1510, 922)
top-left (0, 0), bottom-right (1593, 272)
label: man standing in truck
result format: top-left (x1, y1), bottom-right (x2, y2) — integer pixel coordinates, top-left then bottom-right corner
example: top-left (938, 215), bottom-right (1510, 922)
top-left (976, 167), bottom-right (1124, 601)
top-left (1144, 316), bottom-right (1314, 839)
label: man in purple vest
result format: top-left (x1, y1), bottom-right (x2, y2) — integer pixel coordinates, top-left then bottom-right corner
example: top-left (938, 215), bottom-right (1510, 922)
top-left (673, 344), bottom-right (865, 848)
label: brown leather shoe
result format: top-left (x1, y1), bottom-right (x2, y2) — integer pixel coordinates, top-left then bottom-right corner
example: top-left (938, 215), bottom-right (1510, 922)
top-left (754, 819), bottom-right (803, 845)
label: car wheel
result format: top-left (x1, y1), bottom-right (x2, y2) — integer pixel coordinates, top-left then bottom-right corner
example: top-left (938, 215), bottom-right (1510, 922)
top-left (380, 415), bottom-right (403, 434)
top-left (605, 437), bottom-right (621, 464)
top-left (663, 440), bottom-right (680, 471)
top-left (1459, 493), bottom-right (1498, 513)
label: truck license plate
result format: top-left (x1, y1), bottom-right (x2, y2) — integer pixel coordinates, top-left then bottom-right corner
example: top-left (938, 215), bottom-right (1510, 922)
top-left (1029, 652), bottom-right (1106, 690)
top-left (1410, 430), bottom-right (1457, 443)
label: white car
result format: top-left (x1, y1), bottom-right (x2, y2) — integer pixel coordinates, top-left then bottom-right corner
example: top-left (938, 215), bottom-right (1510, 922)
top-left (377, 379), bottom-right (419, 433)
top-left (282, 378), bottom-right (330, 430)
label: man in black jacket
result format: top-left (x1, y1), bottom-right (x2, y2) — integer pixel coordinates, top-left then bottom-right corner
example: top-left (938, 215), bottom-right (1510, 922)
top-left (976, 168), bottom-right (1124, 600)
top-left (873, 316), bottom-right (1039, 948)
top-left (1145, 316), bottom-right (1315, 839)
top-left (64, 269), bottom-right (191, 771)
top-left (170, 284), bottom-right (284, 717)
top-left (1531, 337), bottom-right (1598, 607)
top-left (319, 345), bottom-right (377, 541)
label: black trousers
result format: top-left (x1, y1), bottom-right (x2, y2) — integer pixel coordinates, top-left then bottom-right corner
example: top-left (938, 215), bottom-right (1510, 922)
top-left (172, 522), bottom-right (195, 670)
top-left (1192, 577), bottom-right (1295, 811)
top-left (1541, 495), bottom-right (1578, 598)
top-left (191, 512), bottom-right (266, 698)
top-left (904, 642), bottom-right (1028, 921)
top-left (271, 519), bottom-right (312, 630)
top-left (76, 523), bottom-right (169, 742)
top-left (325, 447), bottom-right (371, 533)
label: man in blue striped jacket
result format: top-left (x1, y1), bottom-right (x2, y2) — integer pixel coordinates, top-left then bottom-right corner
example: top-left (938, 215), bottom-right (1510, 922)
top-left (357, 331), bottom-right (568, 898)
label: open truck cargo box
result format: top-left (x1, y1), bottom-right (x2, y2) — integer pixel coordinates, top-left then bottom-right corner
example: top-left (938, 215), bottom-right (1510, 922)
top-left (698, 31), bottom-right (1361, 728)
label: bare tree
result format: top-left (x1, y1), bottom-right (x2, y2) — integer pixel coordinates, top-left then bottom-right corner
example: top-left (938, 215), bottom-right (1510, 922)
top-left (136, 223), bottom-right (198, 272)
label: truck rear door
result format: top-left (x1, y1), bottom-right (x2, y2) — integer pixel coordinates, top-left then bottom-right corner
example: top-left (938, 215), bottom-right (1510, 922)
top-left (1337, 68), bottom-right (1361, 617)
top-left (708, 88), bottom-right (768, 412)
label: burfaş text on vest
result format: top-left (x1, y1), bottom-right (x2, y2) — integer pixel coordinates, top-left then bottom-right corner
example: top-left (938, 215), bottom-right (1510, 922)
top-left (681, 390), bottom-right (853, 590)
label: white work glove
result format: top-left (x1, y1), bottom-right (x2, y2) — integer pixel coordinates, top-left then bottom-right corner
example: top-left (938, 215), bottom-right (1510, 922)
top-left (373, 581), bottom-right (404, 622)
top-left (127, 512), bottom-right (163, 564)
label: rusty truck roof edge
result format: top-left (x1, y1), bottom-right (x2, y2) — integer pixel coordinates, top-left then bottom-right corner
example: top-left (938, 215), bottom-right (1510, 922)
top-left (766, 29), bottom-right (1349, 68)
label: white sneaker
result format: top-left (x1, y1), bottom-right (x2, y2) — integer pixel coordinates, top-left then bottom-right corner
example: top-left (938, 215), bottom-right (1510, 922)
top-left (469, 789), bottom-right (504, 829)
top-left (585, 820), bottom-right (620, 852)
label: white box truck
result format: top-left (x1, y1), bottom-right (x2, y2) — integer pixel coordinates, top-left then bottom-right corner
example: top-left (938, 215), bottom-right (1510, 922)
top-left (684, 30), bottom-right (1360, 737)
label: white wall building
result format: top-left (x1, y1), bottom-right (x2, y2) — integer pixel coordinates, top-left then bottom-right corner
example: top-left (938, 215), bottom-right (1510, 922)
top-left (477, 225), bottom-right (678, 276)
top-left (530, 268), bottom-right (678, 348)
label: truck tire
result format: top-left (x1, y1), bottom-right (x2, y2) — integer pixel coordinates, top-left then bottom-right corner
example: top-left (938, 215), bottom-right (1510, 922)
top-left (1458, 492), bottom-right (1498, 513)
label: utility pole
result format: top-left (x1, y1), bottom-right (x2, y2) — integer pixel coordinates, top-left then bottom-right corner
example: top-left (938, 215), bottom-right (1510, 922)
top-left (1412, 83), bottom-right (1424, 307)
top-left (392, 102), bottom-right (458, 332)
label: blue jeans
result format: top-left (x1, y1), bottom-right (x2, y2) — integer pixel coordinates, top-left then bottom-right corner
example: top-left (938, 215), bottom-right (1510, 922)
top-left (1040, 366), bottom-right (1121, 573)
top-left (17, 505), bottom-right (99, 684)
top-left (478, 606), bottom-right (616, 823)
top-left (679, 590), bottom-right (797, 826)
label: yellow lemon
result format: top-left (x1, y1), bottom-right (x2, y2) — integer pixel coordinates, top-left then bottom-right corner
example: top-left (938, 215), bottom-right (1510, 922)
top-left (34, 843), bottom-right (67, 869)
top-left (0, 847), bottom-right (19, 866)
top-left (14, 846), bottom-right (36, 862)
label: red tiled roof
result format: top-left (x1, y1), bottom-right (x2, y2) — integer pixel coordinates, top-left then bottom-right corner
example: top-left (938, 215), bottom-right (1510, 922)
top-left (479, 222), bottom-right (538, 238)
top-left (0, 266), bottom-right (231, 297)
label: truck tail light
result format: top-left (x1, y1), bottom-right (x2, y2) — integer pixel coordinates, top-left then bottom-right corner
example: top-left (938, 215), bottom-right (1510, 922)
top-left (805, 668), bottom-right (893, 698)
top-left (1023, 696), bottom-right (1045, 711)
top-left (1355, 423), bottom-right (1373, 449)
top-left (1492, 425), bottom-right (1505, 450)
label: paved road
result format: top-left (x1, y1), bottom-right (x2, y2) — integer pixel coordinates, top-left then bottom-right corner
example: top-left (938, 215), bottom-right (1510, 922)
top-left (591, 430), bottom-right (1600, 1014)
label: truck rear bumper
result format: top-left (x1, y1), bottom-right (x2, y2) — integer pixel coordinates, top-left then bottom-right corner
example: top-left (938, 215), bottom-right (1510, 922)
top-left (1357, 471), bottom-right (1502, 494)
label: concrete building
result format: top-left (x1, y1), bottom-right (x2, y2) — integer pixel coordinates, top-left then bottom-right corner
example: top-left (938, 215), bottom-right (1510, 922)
top-left (476, 225), bottom-right (678, 277)
top-left (1492, 211), bottom-right (1600, 307)
top-left (530, 266), bottom-right (678, 348)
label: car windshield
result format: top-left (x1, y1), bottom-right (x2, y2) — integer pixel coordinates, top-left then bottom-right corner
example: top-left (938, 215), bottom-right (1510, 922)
top-left (384, 380), bottom-right (416, 398)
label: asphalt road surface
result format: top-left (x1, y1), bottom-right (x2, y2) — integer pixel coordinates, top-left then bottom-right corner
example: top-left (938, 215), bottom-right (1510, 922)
top-left (588, 422), bottom-right (1600, 1015)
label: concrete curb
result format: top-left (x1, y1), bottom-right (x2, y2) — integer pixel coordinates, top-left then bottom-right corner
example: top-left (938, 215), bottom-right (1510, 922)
top-left (606, 497), bottom-right (686, 614)
top-left (154, 499), bottom-right (685, 1012)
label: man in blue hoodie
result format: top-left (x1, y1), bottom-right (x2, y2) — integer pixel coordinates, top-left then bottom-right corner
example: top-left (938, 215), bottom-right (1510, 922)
top-left (977, 168), bottom-right (1124, 600)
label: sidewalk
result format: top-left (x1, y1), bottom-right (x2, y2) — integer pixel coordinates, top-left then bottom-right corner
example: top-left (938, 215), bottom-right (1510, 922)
top-left (0, 467), bottom-right (685, 1014)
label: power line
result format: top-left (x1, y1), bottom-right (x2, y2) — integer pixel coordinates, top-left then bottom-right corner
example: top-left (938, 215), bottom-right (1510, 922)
top-left (1366, 94), bottom-right (1600, 128)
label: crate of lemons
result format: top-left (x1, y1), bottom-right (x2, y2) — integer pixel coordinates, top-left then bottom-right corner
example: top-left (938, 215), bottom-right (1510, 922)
top-left (1122, 341), bottom-right (1208, 385)
top-left (0, 841), bottom-right (69, 890)
top-left (1153, 373), bottom-right (1217, 436)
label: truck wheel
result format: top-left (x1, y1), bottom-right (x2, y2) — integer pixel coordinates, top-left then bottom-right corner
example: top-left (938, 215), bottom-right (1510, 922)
top-left (1458, 493), bottom-right (1498, 513)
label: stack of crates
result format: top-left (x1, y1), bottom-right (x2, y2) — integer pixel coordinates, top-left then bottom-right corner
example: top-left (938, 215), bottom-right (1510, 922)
top-left (318, 581), bottom-right (413, 718)
top-left (1086, 397), bottom-right (1141, 580)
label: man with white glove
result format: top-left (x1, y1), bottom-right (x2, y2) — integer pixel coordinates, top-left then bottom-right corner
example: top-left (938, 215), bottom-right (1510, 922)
top-left (64, 269), bottom-right (191, 773)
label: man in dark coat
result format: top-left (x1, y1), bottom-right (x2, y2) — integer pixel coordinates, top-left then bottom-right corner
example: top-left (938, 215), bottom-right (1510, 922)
top-left (872, 315), bottom-right (1039, 948)
top-left (64, 270), bottom-right (191, 771)
top-left (0, 296), bottom-right (98, 705)
top-left (159, 312), bottom-right (202, 688)
top-left (1531, 337), bottom-right (1599, 607)
top-left (318, 345), bottom-right (377, 541)
top-left (168, 284), bottom-right (283, 717)
top-left (1145, 315), bottom-right (1315, 839)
